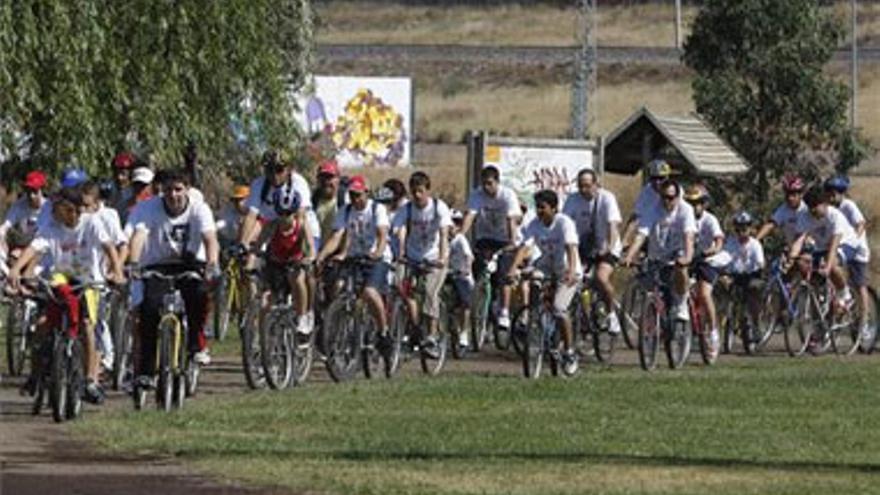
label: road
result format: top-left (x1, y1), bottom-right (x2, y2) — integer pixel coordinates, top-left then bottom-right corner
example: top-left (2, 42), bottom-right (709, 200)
top-left (317, 43), bottom-right (880, 65)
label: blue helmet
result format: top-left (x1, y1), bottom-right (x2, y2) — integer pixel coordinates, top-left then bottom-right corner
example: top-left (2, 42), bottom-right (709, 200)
top-left (733, 210), bottom-right (753, 227)
top-left (823, 175), bottom-right (850, 194)
top-left (60, 168), bottom-right (88, 189)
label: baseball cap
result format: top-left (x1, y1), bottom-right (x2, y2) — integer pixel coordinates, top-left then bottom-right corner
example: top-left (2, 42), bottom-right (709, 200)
top-left (132, 167), bottom-right (155, 184)
top-left (24, 171), bottom-right (47, 190)
top-left (112, 152), bottom-right (136, 170)
top-left (230, 185), bottom-right (250, 199)
top-left (318, 159), bottom-right (339, 177)
top-left (648, 159), bottom-right (673, 178)
top-left (348, 175), bottom-right (368, 193)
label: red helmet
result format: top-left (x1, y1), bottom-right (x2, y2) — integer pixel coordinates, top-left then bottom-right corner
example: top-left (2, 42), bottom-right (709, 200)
top-left (781, 174), bottom-right (804, 193)
top-left (112, 151), bottom-right (136, 170)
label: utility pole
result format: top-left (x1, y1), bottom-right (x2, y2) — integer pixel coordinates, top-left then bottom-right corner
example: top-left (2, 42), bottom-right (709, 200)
top-left (675, 0), bottom-right (682, 49)
top-left (570, 0), bottom-right (598, 139)
top-left (851, 0), bottom-right (858, 128)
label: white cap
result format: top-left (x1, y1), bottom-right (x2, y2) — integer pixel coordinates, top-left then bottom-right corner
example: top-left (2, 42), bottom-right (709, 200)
top-left (132, 167), bottom-right (154, 184)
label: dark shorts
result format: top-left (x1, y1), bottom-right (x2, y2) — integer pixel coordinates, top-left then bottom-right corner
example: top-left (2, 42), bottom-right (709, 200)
top-left (473, 239), bottom-right (515, 283)
top-left (812, 250), bottom-right (868, 288)
top-left (694, 261), bottom-right (720, 284)
top-left (581, 250), bottom-right (619, 271)
top-left (362, 261), bottom-right (391, 294)
top-left (730, 271), bottom-right (764, 293)
top-left (264, 260), bottom-right (304, 296)
top-left (452, 276), bottom-right (474, 307)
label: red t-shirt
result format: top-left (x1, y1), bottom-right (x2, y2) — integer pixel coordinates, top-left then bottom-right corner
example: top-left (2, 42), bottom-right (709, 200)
top-left (268, 220), bottom-right (304, 263)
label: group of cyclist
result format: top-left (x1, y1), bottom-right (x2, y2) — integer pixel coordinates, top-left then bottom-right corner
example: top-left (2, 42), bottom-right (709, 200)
top-left (0, 147), bottom-right (872, 404)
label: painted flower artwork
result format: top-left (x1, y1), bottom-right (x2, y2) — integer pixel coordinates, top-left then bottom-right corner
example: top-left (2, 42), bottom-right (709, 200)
top-left (327, 89), bottom-right (407, 167)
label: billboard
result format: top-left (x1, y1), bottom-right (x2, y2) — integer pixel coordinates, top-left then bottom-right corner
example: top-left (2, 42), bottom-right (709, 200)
top-left (296, 76), bottom-right (413, 168)
top-left (483, 140), bottom-right (595, 207)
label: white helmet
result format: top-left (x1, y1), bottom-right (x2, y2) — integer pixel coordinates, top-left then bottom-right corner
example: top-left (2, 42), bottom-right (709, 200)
top-left (272, 182), bottom-right (301, 216)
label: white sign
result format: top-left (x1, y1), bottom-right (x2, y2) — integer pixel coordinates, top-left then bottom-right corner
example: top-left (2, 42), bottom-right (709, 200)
top-left (296, 76), bottom-right (412, 168)
top-left (484, 143), bottom-right (594, 207)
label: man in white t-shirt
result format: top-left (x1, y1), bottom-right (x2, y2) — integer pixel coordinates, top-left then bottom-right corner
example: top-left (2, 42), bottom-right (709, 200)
top-left (562, 168), bottom-right (622, 334)
top-left (317, 175), bottom-right (392, 342)
top-left (789, 186), bottom-right (871, 341)
top-left (127, 169), bottom-right (220, 387)
top-left (622, 159), bottom-right (676, 247)
top-left (683, 184), bottom-right (725, 351)
top-left (394, 172), bottom-right (452, 355)
top-left (0, 171), bottom-right (51, 265)
top-left (9, 190), bottom-right (124, 404)
top-left (756, 174), bottom-right (808, 247)
top-left (623, 180), bottom-right (696, 321)
top-left (461, 165), bottom-right (521, 328)
top-left (509, 189), bottom-right (582, 376)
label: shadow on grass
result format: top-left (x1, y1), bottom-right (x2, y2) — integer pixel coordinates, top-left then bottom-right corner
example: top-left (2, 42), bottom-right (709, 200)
top-left (179, 447), bottom-right (880, 475)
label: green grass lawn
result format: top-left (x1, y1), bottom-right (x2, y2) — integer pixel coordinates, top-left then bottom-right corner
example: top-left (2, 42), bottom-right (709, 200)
top-left (77, 355), bottom-right (880, 495)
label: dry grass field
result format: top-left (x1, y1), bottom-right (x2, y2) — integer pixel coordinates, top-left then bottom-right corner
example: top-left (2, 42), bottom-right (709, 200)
top-left (315, 1), bottom-right (880, 47)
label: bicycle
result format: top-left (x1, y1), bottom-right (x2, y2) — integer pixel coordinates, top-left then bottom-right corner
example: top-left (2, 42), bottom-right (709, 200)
top-left (321, 256), bottom-right (378, 381)
top-left (132, 268), bottom-right (203, 412)
top-left (685, 273), bottom-right (719, 366)
top-left (107, 282), bottom-right (133, 390)
top-left (633, 261), bottom-right (692, 371)
top-left (259, 260), bottom-right (314, 389)
top-left (755, 256), bottom-right (800, 354)
top-left (572, 262), bottom-right (619, 364)
top-left (442, 271), bottom-right (471, 360)
top-left (513, 269), bottom-right (568, 379)
top-left (24, 277), bottom-right (98, 423)
top-left (714, 275), bottom-right (761, 356)
top-left (4, 290), bottom-right (39, 377)
top-left (470, 251), bottom-right (502, 352)
top-left (212, 249), bottom-right (248, 342)
top-left (393, 258), bottom-right (450, 376)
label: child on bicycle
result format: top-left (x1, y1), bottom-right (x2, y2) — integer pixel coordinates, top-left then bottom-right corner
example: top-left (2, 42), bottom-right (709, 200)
top-left (721, 211), bottom-right (765, 338)
top-left (789, 186), bottom-right (871, 341)
top-left (394, 172), bottom-right (452, 355)
top-left (684, 184), bottom-right (725, 354)
top-left (253, 183), bottom-right (315, 336)
top-left (508, 189), bottom-right (582, 376)
top-left (449, 210), bottom-right (474, 350)
top-left (8, 189), bottom-right (124, 404)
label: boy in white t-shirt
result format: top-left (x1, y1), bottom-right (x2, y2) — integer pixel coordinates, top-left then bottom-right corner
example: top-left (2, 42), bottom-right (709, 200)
top-left (757, 174), bottom-right (807, 247)
top-left (9, 190), bottom-right (124, 404)
top-left (448, 210), bottom-right (474, 349)
top-left (394, 172), bottom-right (452, 355)
top-left (684, 184), bottom-right (724, 354)
top-left (722, 211), bottom-right (766, 345)
top-left (508, 190), bottom-right (582, 376)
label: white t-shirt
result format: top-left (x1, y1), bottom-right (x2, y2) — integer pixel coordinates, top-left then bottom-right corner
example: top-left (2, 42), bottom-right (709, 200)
top-left (837, 198), bottom-right (870, 257)
top-left (521, 214), bottom-right (582, 277)
top-left (771, 202), bottom-right (807, 245)
top-left (393, 198), bottom-right (453, 262)
top-left (466, 186), bottom-right (520, 243)
top-left (694, 211), bottom-right (724, 254)
top-left (245, 174), bottom-right (313, 222)
top-left (96, 205), bottom-right (127, 246)
top-left (562, 189), bottom-right (623, 257)
top-left (723, 236), bottom-right (765, 274)
top-left (638, 199), bottom-right (697, 263)
top-left (632, 183), bottom-right (680, 220)
top-left (31, 213), bottom-right (112, 283)
top-left (332, 199), bottom-right (391, 262)
top-left (1, 196), bottom-right (51, 245)
top-left (128, 196), bottom-right (216, 266)
top-left (449, 233), bottom-right (474, 279)
top-left (795, 206), bottom-right (867, 262)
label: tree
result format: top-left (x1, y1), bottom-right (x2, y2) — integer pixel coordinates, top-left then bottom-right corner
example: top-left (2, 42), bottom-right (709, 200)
top-left (683, 0), bottom-right (870, 207)
top-left (0, 0), bottom-right (314, 179)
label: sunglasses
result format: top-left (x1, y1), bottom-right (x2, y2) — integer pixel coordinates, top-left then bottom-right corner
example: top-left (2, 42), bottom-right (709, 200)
top-left (662, 194), bottom-right (678, 201)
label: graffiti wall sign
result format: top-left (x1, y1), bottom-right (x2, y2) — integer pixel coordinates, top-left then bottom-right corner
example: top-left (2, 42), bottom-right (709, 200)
top-left (295, 76), bottom-right (413, 168)
top-left (483, 143), bottom-right (594, 208)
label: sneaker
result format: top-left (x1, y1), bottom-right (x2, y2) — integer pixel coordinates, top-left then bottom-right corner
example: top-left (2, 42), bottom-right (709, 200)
top-left (296, 315), bottom-right (313, 336)
top-left (673, 300), bottom-right (690, 322)
top-left (607, 312), bottom-right (622, 335)
top-left (708, 327), bottom-right (720, 357)
top-left (101, 353), bottom-right (114, 373)
top-left (84, 381), bottom-right (105, 405)
top-left (422, 335), bottom-right (441, 359)
top-left (562, 350), bottom-right (579, 376)
top-left (458, 332), bottom-right (469, 349)
top-left (497, 309), bottom-right (511, 329)
top-left (134, 375), bottom-right (155, 391)
top-left (193, 350), bottom-right (212, 366)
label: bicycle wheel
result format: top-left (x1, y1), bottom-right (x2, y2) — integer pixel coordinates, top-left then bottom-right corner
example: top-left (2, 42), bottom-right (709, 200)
top-left (493, 319), bottom-right (511, 351)
top-left (619, 280), bottom-right (641, 350)
top-left (240, 299), bottom-right (266, 389)
top-left (261, 310), bottom-right (294, 390)
top-left (519, 308), bottom-right (543, 379)
top-left (50, 336), bottom-right (69, 423)
top-left (185, 357), bottom-right (200, 397)
top-left (111, 299), bottom-right (131, 390)
top-left (292, 322), bottom-right (315, 385)
top-left (66, 339), bottom-right (84, 420)
top-left (212, 275), bottom-right (231, 341)
top-left (420, 299), bottom-right (449, 376)
top-left (638, 296), bottom-right (660, 371)
top-left (323, 298), bottom-right (362, 382)
top-left (665, 316), bottom-right (692, 369)
top-left (830, 297), bottom-right (860, 356)
top-left (862, 287), bottom-right (879, 353)
top-left (447, 288), bottom-right (468, 360)
top-left (590, 301), bottom-right (616, 364)
top-left (385, 299), bottom-right (406, 377)
top-left (156, 319), bottom-right (175, 412)
top-left (470, 279), bottom-right (491, 352)
top-left (755, 286), bottom-right (783, 351)
top-left (362, 306), bottom-right (383, 379)
top-left (786, 284), bottom-right (815, 357)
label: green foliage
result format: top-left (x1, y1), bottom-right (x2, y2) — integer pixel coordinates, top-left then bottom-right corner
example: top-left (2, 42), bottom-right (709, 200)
top-left (683, 0), bottom-right (870, 207)
top-left (0, 0), bottom-right (314, 178)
